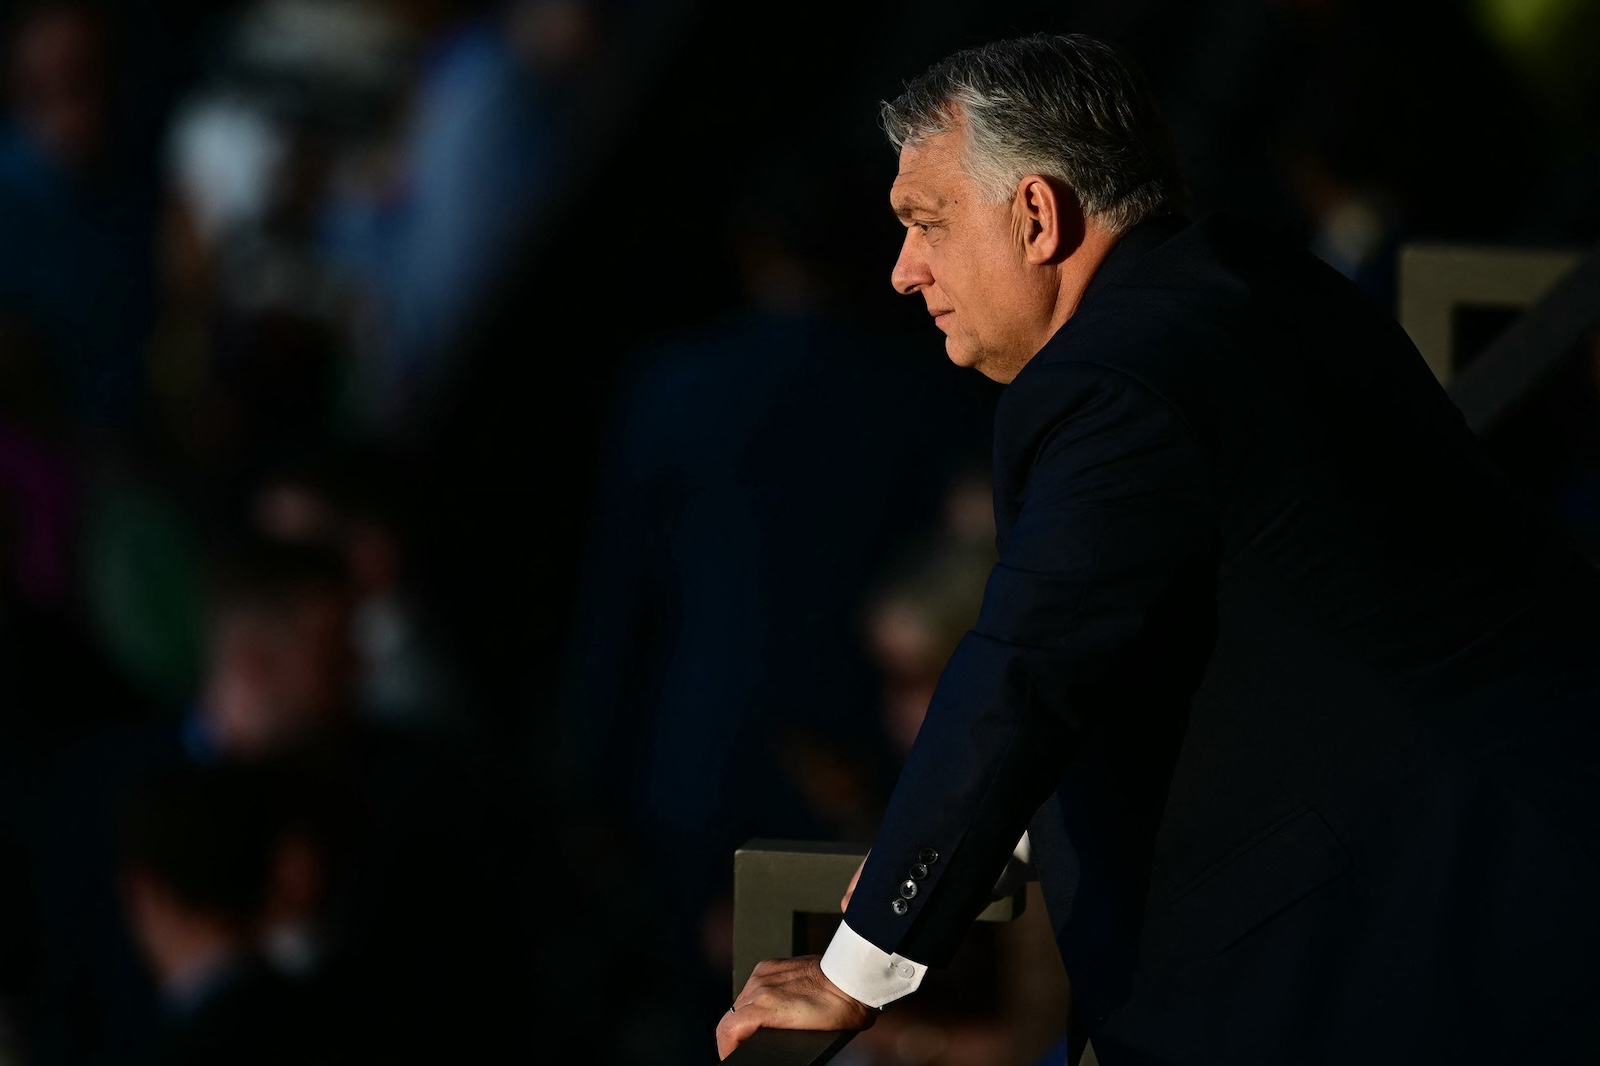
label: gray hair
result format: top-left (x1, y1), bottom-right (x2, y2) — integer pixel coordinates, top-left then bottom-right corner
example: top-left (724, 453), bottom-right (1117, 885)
top-left (879, 33), bottom-right (1189, 234)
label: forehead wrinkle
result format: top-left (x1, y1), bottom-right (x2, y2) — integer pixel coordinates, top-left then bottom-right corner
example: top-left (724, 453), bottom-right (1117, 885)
top-left (892, 128), bottom-right (972, 220)
top-left (891, 184), bottom-right (948, 219)
top-left (893, 197), bottom-right (929, 221)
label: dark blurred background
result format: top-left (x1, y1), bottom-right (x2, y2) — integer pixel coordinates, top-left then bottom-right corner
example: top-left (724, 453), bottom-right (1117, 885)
top-left (0, 0), bottom-right (1596, 1064)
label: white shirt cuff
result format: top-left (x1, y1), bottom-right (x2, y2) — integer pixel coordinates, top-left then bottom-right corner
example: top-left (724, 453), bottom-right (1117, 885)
top-left (821, 832), bottom-right (1029, 1009)
top-left (819, 920), bottom-right (927, 1009)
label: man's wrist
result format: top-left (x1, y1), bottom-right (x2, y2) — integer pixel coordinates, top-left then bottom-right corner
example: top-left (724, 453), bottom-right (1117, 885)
top-left (820, 919), bottom-right (927, 1009)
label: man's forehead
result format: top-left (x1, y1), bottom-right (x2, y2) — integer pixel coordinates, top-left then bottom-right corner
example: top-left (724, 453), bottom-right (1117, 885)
top-left (890, 129), bottom-right (965, 214)
top-left (890, 179), bottom-right (946, 217)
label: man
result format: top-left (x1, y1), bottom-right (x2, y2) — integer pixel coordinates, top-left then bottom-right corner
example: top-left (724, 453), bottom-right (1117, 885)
top-left (717, 32), bottom-right (1600, 1065)
top-left (25, 534), bottom-right (363, 1065)
top-left (29, 532), bottom-right (522, 1065)
top-left (116, 760), bottom-right (348, 1066)
top-left (0, 0), bottom-right (163, 434)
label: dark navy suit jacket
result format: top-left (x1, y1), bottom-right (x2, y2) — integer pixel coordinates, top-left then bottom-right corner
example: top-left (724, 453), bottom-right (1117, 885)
top-left (842, 212), bottom-right (1600, 1064)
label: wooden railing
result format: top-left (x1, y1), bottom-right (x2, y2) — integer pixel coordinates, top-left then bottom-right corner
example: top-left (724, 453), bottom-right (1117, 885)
top-left (1396, 238), bottom-right (1600, 432)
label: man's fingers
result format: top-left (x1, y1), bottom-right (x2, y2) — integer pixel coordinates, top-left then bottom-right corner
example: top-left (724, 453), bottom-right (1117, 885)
top-left (716, 955), bottom-right (878, 1059)
top-left (716, 1007), bottom-right (762, 1060)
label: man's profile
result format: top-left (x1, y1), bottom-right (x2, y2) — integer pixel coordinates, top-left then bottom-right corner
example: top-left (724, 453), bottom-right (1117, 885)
top-left (717, 31), bottom-right (1600, 1065)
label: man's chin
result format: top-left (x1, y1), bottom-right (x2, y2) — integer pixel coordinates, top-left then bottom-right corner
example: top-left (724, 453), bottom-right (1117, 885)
top-left (946, 341), bottom-right (1025, 384)
top-left (944, 340), bottom-right (978, 370)
top-left (947, 344), bottom-right (1005, 382)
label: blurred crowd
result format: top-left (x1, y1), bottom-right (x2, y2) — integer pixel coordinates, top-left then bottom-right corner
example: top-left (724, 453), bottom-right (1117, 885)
top-left (0, 2), bottom-right (627, 1062)
top-left (0, 0), bottom-right (1596, 1064)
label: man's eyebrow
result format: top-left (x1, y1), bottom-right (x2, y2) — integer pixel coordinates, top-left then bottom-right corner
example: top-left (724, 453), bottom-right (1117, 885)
top-left (892, 194), bottom-right (941, 219)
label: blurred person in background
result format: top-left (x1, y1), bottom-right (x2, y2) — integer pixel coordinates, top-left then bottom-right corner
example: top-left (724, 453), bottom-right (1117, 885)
top-left (81, 2), bottom-right (407, 740)
top-left (0, 312), bottom-right (156, 1062)
top-left (149, 0), bottom-right (410, 488)
top-left (248, 445), bottom-right (473, 737)
top-left (861, 466), bottom-right (998, 763)
top-left (2, 0), bottom-right (219, 732)
top-left (781, 464), bottom-right (1003, 848)
top-left (1262, 0), bottom-right (1586, 306)
top-left (115, 760), bottom-right (350, 1066)
top-left (556, 139), bottom-right (998, 1066)
top-left (316, 0), bottom-right (615, 445)
top-left (28, 532), bottom-right (531, 1064)
top-left (0, 0), bottom-right (166, 442)
top-left (24, 534), bottom-right (360, 1065)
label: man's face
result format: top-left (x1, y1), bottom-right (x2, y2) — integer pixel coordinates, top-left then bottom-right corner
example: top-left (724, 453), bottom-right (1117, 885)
top-left (209, 588), bottom-right (358, 758)
top-left (889, 114), bottom-right (1056, 384)
top-left (7, 6), bottom-right (111, 174)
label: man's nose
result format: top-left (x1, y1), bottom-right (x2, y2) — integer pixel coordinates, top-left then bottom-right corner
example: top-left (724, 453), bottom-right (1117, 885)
top-left (891, 237), bottom-right (927, 295)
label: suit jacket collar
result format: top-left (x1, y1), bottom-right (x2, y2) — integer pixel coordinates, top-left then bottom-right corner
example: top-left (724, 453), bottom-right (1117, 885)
top-left (1079, 212), bottom-right (1191, 311)
top-left (1011, 212), bottom-right (1189, 392)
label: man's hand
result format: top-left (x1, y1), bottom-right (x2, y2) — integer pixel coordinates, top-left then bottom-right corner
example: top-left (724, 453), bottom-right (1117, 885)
top-left (715, 955), bottom-right (877, 1060)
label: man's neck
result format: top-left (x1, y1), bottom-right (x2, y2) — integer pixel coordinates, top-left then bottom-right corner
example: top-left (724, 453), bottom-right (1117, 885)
top-left (1049, 219), bottom-right (1125, 338)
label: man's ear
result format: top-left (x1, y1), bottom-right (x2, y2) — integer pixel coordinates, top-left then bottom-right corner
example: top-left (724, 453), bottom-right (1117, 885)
top-left (1015, 175), bottom-right (1085, 265)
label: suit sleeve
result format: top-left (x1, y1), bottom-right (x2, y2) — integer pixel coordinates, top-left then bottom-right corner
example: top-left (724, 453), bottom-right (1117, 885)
top-left (840, 364), bottom-right (1215, 968)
